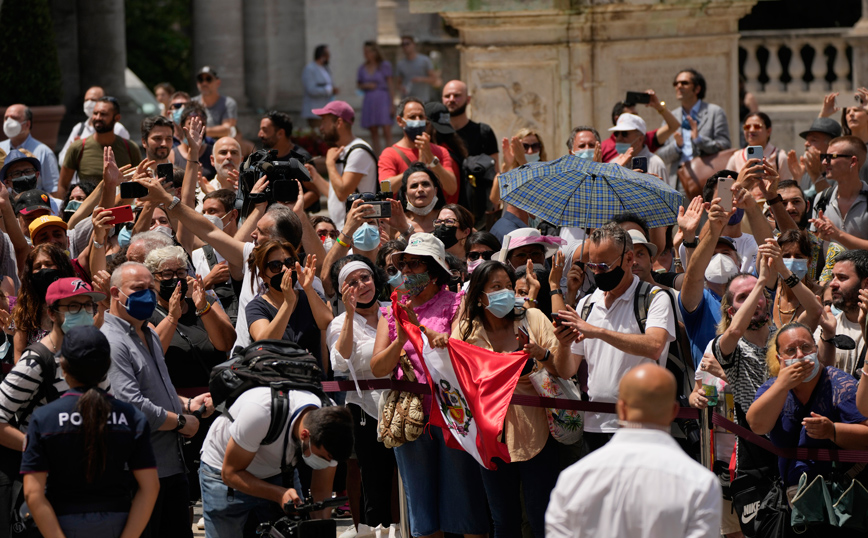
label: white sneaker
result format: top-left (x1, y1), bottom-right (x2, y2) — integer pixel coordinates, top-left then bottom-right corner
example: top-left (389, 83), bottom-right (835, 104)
top-left (197, 517), bottom-right (205, 530)
top-left (338, 527), bottom-right (357, 538)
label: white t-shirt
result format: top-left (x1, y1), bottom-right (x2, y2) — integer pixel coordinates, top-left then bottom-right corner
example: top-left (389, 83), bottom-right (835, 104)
top-left (201, 388), bottom-right (321, 479)
top-left (814, 311), bottom-right (864, 376)
top-left (192, 245), bottom-right (228, 284)
top-left (327, 138), bottom-right (377, 229)
top-left (571, 276), bottom-right (676, 432)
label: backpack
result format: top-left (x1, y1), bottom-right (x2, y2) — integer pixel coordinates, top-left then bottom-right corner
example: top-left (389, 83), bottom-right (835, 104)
top-left (200, 245), bottom-right (240, 325)
top-left (16, 343), bottom-right (59, 428)
top-left (462, 154), bottom-right (497, 226)
top-left (335, 143), bottom-right (380, 195)
top-left (209, 339), bottom-right (332, 447)
top-left (579, 281), bottom-right (701, 455)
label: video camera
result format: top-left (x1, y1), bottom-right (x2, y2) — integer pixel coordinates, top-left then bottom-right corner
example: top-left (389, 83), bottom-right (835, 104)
top-left (345, 191), bottom-right (391, 217)
top-left (240, 149), bottom-right (311, 206)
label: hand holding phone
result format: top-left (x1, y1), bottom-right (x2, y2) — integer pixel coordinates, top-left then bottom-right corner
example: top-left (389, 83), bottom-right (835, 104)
top-left (716, 176), bottom-right (735, 212)
top-left (631, 156), bottom-right (648, 174)
top-left (551, 312), bottom-right (562, 327)
top-left (518, 326), bottom-right (530, 348)
top-left (105, 205), bottom-right (134, 224)
top-left (625, 91), bottom-right (651, 105)
top-left (119, 182), bottom-right (149, 199)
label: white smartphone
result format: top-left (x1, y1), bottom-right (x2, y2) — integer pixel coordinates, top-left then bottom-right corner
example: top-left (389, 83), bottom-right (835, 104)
top-left (717, 176), bottom-right (735, 212)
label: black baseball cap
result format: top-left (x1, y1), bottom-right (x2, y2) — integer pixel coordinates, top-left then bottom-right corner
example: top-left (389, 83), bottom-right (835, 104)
top-left (424, 102), bottom-right (455, 135)
top-left (60, 325), bottom-right (111, 375)
top-left (13, 189), bottom-right (51, 216)
top-left (197, 66), bottom-right (219, 80)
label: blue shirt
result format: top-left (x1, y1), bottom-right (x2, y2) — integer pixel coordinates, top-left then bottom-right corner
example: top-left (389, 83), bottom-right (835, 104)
top-left (490, 211), bottom-right (527, 242)
top-left (679, 100), bottom-right (703, 163)
top-left (21, 389), bottom-right (155, 516)
top-left (101, 313), bottom-right (186, 478)
top-left (0, 134), bottom-right (60, 193)
top-left (755, 367), bottom-right (867, 487)
top-left (679, 287), bottom-right (721, 368)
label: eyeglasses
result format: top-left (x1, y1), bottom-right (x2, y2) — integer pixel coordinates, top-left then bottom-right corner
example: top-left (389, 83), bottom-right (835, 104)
top-left (779, 343), bottom-right (817, 359)
top-left (265, 258), bottom-right (296, 273)
top-left (171, 103), bottom-right (185, 109)
top-left (56, 301), bottom-right (97, 315)
top-left (397, 259), bottom-right (426, 272)
top-left (522, 142), bottom-right (541, 152)
top-left (820, 153), bottom-right (853, 162)
top-left (613, 131), bottom-right (632, 139)
top-left (467, 250), bottom-right (496, 261)
top-left (7, 168), bottom-right (37, 179)
top-left (433, 218), bottom-right (457, 227)
top-left (155, 268), bottom-right (188, 280)
top-left (317, 230), bottom-right (339, 239)
top-left (673, 80), bottom-right (692, 87)
top-left (197, 76), bottom-right (214, 83)
top-left (385, 265), bottom-right (399, 277)
top-left (586, 254), bottom-right (624, 273)
top-left (345, 273), bottom-right (373, 289)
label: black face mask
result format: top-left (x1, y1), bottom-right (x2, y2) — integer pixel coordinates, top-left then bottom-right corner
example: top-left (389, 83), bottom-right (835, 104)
top-left (12, 175), bottom-right (37, 194)
top-left (594, 265), bottom-right (625, 292)
top-left (31, 268), bottom-right (61, 298)
top-left (158, 278), bottom-right (188, 302)
top-left (433, 225), bottom-right (459, 249)
top-left (269, 271), bottom-right (297, 292)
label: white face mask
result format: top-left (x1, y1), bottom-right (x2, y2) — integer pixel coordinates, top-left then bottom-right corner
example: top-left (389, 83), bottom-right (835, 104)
top-left (783, 352), bottom-right (821, 383)
top-left (3, 118), bottom-right (22, 139)
top-left (705, 253), bottom-right (739, 284)
top-left (204, 213), bottom-right (224, 231)
top-left (322, 237), bottom-right (335, 253)
top-left (302, 438), bottom-right (337, 470)
top-left (83, 100), bottom-right (96, 118)
top-left (525, 152), bottom-right (541, 163)
top-left (406, 195), bottom-right (438, 216)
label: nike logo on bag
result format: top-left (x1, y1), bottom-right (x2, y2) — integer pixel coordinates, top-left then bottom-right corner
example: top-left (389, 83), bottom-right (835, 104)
top-left (741, 501), bottom-right (760, 524)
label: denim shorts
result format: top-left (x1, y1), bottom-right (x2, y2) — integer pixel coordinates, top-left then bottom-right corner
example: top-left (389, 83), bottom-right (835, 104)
top-left (394, 426), bottom-right (489, 536)
top-left (57, 511), bottom-right (128, 538)
top-left (199, 461), bottom-right (284, 537)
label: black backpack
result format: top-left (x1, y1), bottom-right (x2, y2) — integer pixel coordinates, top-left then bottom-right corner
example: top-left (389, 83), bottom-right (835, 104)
top-left (462, 154), bottom-right (497, 226)
top-left (209, 340), bottom-right (332, 447)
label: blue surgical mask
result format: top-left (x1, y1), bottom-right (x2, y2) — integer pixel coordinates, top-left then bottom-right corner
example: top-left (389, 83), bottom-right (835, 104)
top-left (728, 208), bottom-right (745, 226)
top-left (387, 270), bottom-right (404, 289)
top-left (831, 305), bottom-right (844, 317)
top-left (118, 225), bottom-right (133, 247)
top-left (403, 119), bottom-right (426, 140)
top-left (514, 295), bottom-right (527, 308)
top-left (485, 289), bottom-right (516, 318)
top-left (60, 310), bottom-right (94, 333)
top-left (572, 149), bottom-right (594, 160)
top-left (64, 200), bottom-right (82, 214)
top-left (615, 143), bottom-right (632, 155)
top-left (172, 108), bottom-right (183, 125)
top-left (352, 223), bottom-right (380, 252)
top-left (402, 272), bottom-right (430, 296)
top-left (525, 152), bottom-right (541, 163)
top-left (120, 289), bottom-right (157, 321)
top-left (783, 258), bottom-right (809, 281)
top-left (783, 352), bottom-right (821, 383)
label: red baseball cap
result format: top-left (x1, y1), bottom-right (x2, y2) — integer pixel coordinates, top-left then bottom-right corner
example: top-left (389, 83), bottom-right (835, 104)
top-left (312, 101), bottom-right (355, 123)
top-left (46, 278), bottom-right (106, 306)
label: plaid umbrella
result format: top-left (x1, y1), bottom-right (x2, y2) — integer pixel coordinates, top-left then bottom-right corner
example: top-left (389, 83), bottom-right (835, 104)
top-left (499, 155), bottom-right (684, 229)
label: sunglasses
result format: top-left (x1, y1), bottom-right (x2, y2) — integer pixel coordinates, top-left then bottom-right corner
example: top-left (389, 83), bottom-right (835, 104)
top-left (522, 142), bottom-right (541, 152)
top-left (197, 76), bottom-right (214, 83)
top-left (673, 80), bottom-right (692, 87)
top-left (317, 230), bottom-right (339, 239)
top-left (385, 265), bottom-right (400, 277)
top-left (613, 131), bottom-right (632, 139)
top-left (171, 103), bottom-right (185, 109)
top-left (397, 259), bottom-right (426, 272)
top-left (265, 258), bottom-right (296, 273)
top-left (467, 250), bottom-right (495, 262)
top-left (820, 153), bottom-right (853, 162)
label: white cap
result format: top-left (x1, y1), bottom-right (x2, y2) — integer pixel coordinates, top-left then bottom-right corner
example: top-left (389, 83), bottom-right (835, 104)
top-left (627, 229), bottom-right (657, 258)
top-left (608, 113), bottom-right (647, 135)
top-left (395, 233), bottom-right (450, 272)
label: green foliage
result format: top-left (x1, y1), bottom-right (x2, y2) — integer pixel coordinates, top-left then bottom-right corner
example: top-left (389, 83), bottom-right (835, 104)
top-left (125, 0), bottom-right (192, 95)
top-left (0, 0), bottom-right (63, 105)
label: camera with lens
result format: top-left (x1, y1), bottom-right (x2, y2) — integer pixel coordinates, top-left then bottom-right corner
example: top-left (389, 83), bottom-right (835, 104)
top-left (345, 191), bottom-right (391, 218)
top-left (240, 149), bottom-right (311, 207)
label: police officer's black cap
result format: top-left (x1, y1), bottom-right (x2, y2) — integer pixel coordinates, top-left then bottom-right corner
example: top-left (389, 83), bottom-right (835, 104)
top-left (60, 326), bottom-right (111, 366)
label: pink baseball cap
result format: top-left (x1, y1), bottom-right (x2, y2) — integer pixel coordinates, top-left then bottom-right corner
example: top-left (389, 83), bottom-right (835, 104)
top-left (46, 277), bottom-right (106, 306)
top-left (312, 101), bottom-right (355, 123)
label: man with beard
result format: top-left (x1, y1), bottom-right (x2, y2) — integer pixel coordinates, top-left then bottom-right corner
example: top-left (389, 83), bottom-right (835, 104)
top-left (774, 179), bottom-right (836, 283)
top-left (257, 111), bottom-right (317, 209)
top-left (141, 115), bottom-right (174, 165)
top-left (196, 137), bottom-right (243, 210)
top-left (441, 80), bottom-right (499, 173)
top-left (304, 101), bottom-right (377, 229)
top-left (816, 249), bottom-right (868, 376)
top-left (58, 86), bottom-right (131, 166)
top-left (57, 97), bottom-right (141, 199)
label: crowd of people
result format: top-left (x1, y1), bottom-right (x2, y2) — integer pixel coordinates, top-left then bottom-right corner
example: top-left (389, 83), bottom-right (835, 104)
top-left (3, 36), bottom-right (868, 538)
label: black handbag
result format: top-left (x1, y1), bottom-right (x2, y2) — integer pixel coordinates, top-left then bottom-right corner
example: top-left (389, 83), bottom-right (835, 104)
top-left (731, 469), bottom-right (790, 538)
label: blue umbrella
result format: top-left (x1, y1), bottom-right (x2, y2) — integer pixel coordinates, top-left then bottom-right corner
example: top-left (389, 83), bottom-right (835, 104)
top-left (499, 155), bottom-right (684, 229)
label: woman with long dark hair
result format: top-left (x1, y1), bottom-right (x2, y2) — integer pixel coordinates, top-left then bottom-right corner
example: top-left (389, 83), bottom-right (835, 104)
top-left (22, 325), bottom-right (159, 538)
top-left (11, 244), bottom-right (75, 363)
top-left (398, 163), bottom-right (445, 234)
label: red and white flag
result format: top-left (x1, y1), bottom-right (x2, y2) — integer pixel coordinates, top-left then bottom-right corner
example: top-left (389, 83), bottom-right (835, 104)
top-left (394, 300), bottom-right (528, 470)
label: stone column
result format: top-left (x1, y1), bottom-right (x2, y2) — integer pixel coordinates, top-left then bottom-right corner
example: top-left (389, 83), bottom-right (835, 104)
top-left (849, 0), bottom-right (868, 89)
top-left (192, 0), bottom-right (248, 109)
top-left (415, 0), bottom-right (757, 159)
top-left (76, 0), bottom-right (127, 102)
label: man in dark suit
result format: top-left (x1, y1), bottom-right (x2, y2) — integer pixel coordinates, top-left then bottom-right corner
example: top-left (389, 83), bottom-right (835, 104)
top-left (656, 69), bottom-right (731, 188)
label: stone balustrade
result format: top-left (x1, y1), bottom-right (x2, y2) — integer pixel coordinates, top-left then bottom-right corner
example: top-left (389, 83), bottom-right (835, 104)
top-left (740, 29), bottom-right (854, 101)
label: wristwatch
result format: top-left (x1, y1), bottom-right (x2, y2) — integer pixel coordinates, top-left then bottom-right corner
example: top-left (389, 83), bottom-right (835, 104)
top-left (550, 289), bottom-right (564, 297)
top-left (427, 156), bottom-right (440, 169)
top-left (173, 413), bottom-right (186, 432)
top-left (766, 194), bottom-right (783, 206)
top-left (682, 238), bottom-right (699, 249)
top-left (167, 196), bottom-right (181, 211)
top-left (92, 239), bottom-right (105, 249)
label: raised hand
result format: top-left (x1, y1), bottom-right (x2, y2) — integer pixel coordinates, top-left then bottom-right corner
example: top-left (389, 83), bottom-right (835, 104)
top-left (677, 195), bottom-right (704, 238)
top-left (820, 92), bottom-right (840, 118)
top-left (184, 115), bottom-right (205, 155)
